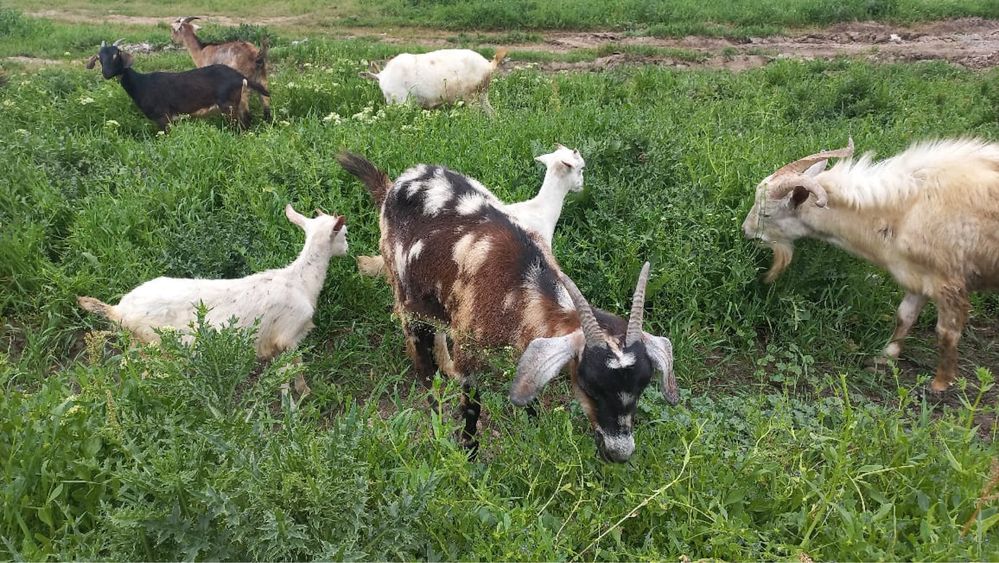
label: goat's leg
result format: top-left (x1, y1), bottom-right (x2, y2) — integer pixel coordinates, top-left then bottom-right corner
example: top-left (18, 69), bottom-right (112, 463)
top-left (932, 284), bottom-right (969, 392)
top-left (258, 77), bottom-right (272, 122)
top-left (237, 85), bottom-right (252, 129)
top-left (442, 338), bottom-right (484, 456)
top-left (478, 91), bottom-right (496, 117)
top-left (403, 320), bottom-right (439, 389)
top-left (883, 292), bottom-right (929, 359)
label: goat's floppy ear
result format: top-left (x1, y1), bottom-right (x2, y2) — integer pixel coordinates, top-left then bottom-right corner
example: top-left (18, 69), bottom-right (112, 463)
top-left (803, 159), bottom-right (828, 178)
top-left (120, 51), bottom-right (134, 68)
top-left (790, 185), bottom-right (811, 208)
top-left (643, 334), bottom-right (678, 405)
top-left (331, 215), bottom-right (346, 233)
top-left (85, 55), bottom-right (98, 69)
top-left (509, 330), bottom-right (584, 406)
top-left (285, 204), bottom-right (307, 227)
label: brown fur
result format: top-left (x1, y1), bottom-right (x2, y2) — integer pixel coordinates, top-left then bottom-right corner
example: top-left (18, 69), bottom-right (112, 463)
top-left (171, 19), bottom-right (272, 120)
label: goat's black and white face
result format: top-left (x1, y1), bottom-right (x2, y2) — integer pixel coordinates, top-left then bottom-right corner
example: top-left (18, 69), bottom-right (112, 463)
top-left (86, 42), bottom-right (133, 79)
top-left (510, 263), bottom-right (679, 463)
top-left (575, 337), bottom-right (656, 462)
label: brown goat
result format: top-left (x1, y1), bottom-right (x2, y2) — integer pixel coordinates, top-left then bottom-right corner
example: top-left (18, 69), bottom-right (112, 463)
top-left (171, 16), bottom-right (271, 121)
top-left (338, 153), bottom-right (679, 463)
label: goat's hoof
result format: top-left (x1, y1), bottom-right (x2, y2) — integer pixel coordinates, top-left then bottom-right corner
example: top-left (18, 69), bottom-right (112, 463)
top-left (463, 440), bottom-right (479, 460)
top-left (864, 355), bottom-right (894, 373)
top-left (929, 377), bottom-right (954, 394)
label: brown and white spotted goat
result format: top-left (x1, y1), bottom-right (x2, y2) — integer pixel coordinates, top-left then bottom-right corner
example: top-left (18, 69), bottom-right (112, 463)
top-left (338, 153), bottom-right (679, 462)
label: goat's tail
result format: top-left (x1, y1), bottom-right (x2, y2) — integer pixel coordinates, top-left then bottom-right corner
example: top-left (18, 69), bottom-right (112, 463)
top-left (245, 78), bottom-right (270, 97)
top-left (337, 152), bottom-right (393, 207)
top-left (356, 255), bottom-right (387, 277)
top-left (255, 36), bottom-right (269, 74)
top-left (77, 296), bottom-right (120, 323)
top-left (490, 47), bottom-right (508, 70)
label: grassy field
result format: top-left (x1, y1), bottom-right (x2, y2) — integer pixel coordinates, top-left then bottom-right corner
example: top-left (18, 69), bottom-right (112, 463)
top-left (2, 7), bottom-right (999, 561)
top-left (8, 0), bottom-right (999, 35)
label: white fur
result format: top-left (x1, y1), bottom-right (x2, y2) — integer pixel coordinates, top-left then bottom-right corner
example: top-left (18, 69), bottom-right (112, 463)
top-left (505, 145), bottom-right (586, 247)
top-left (84, 205), bottom-right (347, 359)
top-left (373, 49), bottom-right (502, 110)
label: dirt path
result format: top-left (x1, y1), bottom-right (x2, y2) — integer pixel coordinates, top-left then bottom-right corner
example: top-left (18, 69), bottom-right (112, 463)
top-left (22, 11), bottom-right (999, 70)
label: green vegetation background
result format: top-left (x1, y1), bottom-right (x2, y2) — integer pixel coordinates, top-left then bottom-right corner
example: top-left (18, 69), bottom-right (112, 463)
top-left (1, 6), bottom-right (998, 560)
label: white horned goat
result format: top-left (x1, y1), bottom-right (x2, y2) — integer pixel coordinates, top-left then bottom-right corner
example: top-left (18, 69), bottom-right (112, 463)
top-left (742, 137), bottom-right (999, 392)
top-left (356, 144), bottom-right (585, 277)
top-left (338, 153), bottom-right (678, 463)
top-left (171, 16), bottom-right (272, 121)
top-left (78, 205), bottom-right (347, 363)
top-left (362, 48), bottom-right (508, 114)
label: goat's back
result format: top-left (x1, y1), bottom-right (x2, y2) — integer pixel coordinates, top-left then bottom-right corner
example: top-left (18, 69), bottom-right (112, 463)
top-left (381, 164), bottom-right (569, 346)
top-left (202, 41), bottom-right (262, 79)
top-left (128, 64), bottom-right (248, 112)
top-left (379, 49), bottom-right (494, 106)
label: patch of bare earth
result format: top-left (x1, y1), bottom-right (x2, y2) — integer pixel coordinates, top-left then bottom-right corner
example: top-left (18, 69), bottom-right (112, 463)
top-left (523, 18), bottom-right (999, 71)
top-left (26, 10), bottom-right (999, 71)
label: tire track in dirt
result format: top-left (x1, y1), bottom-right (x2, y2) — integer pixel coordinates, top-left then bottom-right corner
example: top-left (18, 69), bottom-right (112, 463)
top-left (21, 12), bottom-right (999, 70)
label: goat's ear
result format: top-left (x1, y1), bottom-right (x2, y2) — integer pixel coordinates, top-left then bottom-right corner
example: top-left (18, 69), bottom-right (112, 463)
top-left (359, 71), bottom-right (379, 81)
top-left (790, 185), bottom-right (811, 208)
top-left (285, 204), bottom-right (307, 227)
top-left (803, 158), bottom-right (828, 178)
top-left (643, 333), bottom-right (678, 405)
top-left (331, 215), bottom-right (346, 233)
top-left (509, 330), bottom-right (584, 406)
top-left (85, 55), bottom-right (98, 69)
top-left (120, 52), bottom-right (134, 68)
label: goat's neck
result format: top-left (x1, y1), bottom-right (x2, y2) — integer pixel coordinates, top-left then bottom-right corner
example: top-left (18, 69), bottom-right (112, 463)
top-left (287, 235), bottom-right (336, 305)
top-left (799, 185), bottom-right (896, 269)
top-left (178, 30), bottom-right (205, 60)
top-left (522, 170), bottom-right (571, 242)
top-left (118, 69), bottom-right (143, 101)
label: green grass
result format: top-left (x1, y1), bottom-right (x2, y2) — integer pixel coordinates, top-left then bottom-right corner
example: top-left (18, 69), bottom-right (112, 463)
top-left (2, 9), bottom-right (999, 561)
top-left (4, 0), bottom-right (999, 34)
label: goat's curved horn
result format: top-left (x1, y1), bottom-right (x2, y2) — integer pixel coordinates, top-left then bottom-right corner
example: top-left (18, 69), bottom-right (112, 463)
top-left (625, 261), bottom-right (651, 346)
top-left (180, 16), bottom-right (201, 23)
top-left (768, 176), bottom-right (829, 207)
top-left (112, 38), bottom-right (125, 46)
top-left (559, 272), bottom-right (605, 348)
top-left (771, 137), bottom-right (854, 179)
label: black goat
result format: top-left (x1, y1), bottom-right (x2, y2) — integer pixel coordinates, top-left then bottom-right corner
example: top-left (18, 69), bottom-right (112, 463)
top-left (86, 40), bottom-right (269, 130)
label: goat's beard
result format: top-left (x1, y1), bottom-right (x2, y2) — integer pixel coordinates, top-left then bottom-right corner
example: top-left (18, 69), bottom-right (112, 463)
top-left (763, 241), bottom-right (794, 283)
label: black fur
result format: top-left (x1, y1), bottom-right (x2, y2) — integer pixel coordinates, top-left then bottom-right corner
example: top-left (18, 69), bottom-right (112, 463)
top-left (90, 44), bottom-right (267, 130)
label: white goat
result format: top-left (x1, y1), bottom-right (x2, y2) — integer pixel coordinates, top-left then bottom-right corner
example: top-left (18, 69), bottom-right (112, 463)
top-left (356, 144), bottom-right (584, 277)
top-left (362, 48), bottom-right (508, 114)
top-left (78, 204), bottom-right (348, 361)
top-left (742, 138), bottom-right (999, 391)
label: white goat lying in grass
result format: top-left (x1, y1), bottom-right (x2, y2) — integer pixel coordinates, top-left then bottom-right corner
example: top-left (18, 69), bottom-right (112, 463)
top-left (78, 205), bottom-right (348, 392)
top-left (363, 48), bottom-right (508, 114)
top-left (356, 144), bottom-right (585, 276)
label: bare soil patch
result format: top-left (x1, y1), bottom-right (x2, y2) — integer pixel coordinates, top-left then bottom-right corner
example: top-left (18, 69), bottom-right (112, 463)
top-left (27, 11), bottom-right (999, 70)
